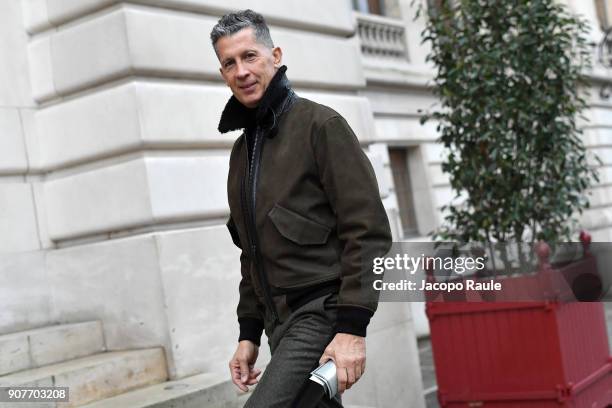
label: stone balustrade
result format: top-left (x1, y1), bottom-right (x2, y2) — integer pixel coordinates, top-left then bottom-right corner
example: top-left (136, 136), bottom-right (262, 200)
top-left (355, 12), bottom-right (408, 60)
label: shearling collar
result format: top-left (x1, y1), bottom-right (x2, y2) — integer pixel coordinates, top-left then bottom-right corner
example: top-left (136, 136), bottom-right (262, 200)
top-left (218, 65), bottom-right (294, 134)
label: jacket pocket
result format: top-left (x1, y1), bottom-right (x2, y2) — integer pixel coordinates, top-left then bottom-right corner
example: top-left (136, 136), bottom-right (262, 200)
top-left (267, 204), bottom-right (331, 245)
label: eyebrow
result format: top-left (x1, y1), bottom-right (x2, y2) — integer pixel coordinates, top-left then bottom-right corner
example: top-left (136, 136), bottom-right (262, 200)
top-left (221, 49), bottom-right (259, 66)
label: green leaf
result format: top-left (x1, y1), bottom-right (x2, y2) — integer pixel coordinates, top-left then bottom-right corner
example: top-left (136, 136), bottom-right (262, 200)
top-left (417, 0), bottom-right (597, 245)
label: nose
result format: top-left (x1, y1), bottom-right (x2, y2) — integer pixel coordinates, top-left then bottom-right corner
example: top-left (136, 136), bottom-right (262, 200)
top-left (235, 60), bottom-right (249, 79)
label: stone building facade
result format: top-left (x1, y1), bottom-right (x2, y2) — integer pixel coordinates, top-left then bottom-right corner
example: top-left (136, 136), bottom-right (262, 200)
top-left (1, 0), bottom-right (611, 407)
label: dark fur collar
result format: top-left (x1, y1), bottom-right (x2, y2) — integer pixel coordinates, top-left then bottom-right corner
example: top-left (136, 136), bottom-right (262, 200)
top-left (218, 65), bottom-right (293, 134)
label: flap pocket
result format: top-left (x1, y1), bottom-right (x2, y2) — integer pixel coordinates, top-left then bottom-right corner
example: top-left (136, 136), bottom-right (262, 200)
top-left (268, 204), bottom-right (331, 245)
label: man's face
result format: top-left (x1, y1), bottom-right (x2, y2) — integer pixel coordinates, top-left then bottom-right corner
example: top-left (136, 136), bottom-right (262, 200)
top-left (217, 27), bottom-right (282, 109)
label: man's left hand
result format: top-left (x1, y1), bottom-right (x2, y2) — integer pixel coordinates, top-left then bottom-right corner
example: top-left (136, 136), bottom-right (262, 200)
top-left (319, 333), bottom-right (366, 394)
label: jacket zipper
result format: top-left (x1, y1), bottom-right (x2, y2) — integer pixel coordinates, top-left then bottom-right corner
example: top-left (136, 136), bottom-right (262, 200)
top-left (242, 128), bottom-right (279, 323)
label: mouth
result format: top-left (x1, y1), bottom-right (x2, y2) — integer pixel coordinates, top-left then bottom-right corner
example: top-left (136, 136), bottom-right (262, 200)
top-left (239, 82), bottom-right (257, 93)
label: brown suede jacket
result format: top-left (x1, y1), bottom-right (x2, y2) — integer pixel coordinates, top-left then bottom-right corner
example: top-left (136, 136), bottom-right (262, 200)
top-left (221, 66), bottom-right (392, 345)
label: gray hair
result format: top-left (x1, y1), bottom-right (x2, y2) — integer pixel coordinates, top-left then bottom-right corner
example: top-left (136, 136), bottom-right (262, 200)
top-left (210, 9), bottom-right (274, 57)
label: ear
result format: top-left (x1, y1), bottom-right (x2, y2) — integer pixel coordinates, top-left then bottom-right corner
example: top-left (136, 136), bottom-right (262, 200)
top-left (272, 47), bottom-right (283, 68)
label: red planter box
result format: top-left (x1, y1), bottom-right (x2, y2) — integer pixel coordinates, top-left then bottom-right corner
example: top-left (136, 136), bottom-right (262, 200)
top-left (426, 238), bottom-right (612, 407)
top-left (427, 300), bottom-right (612, 407)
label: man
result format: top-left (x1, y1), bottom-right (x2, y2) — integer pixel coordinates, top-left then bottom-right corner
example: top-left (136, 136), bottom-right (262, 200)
top-left (211, 9), bottom-right (392, 407)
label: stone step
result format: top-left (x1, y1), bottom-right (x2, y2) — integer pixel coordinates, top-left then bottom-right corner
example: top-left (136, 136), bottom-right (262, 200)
top-left (0, 321), bottom-right (105, 376)
top-left (0, 348), bottom-right (168, 407)
top-left (80, 373), bottom-right (249, 408)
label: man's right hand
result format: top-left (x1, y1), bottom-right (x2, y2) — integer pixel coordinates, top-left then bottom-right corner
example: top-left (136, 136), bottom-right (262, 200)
top-left (229, 340), bottom-right (261, 392)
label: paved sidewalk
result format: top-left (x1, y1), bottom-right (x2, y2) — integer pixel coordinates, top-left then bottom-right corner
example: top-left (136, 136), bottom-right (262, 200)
top-left (419, 302), bottom-right (612, 407)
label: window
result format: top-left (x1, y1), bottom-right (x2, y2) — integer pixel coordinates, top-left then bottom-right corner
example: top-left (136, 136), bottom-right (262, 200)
top-left (353, 0), bottom-right (385, 15)
top-left (595, 0), bottom-right (612, 30)
top-left (389, 148), bottom-right (418, 237)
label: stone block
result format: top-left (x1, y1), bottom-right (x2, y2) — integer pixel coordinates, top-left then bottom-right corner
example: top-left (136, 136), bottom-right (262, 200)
top-left (407, 146), bottom-right (437, 236)
top-left (0, 0), bottom-right (34, 107)
top-left (599, 165), bottom-right (612, 184)
top-left (363, 88), bottom-right (435, 117)
top-left (368, 143), bottom-right (393, 199)
top-left (27, 36), bottom-right (57, 103)
top-left (20, 109), bottom-right (44, 173)
top-left (581, 208), bottom-right (612, 232)
top-left (365, 152), bottom-right (388, 199)
top-left (432, 185), bottom-right (453, 209)
top-left (0, 332), bottom-right (29, 376)
top-left (146, 156), bottom-right (229, 221)
top-left (29, 321), bottom-right (106, 367)
top-left (23, 0), bottom-right (118, 33)
top-left (35, 89), bottom-right (378, 207)
top-left (589, 185), bottom-right (612, 208)
top-left (27, 0), bottom-right (353, 36)
top-left (586, 107), bottom-right (612, 128)
top-left (28, 180), bottom-right (54, 250)
top-left (34, 80), bottom-right (240, 169)
top-left (44, 158), bottom-right (153, 240)
top-left (588, 146), bottom-right (612, 166)
top-left (44, 155), bottom-right (230, 241)
top-left (37, 5), bottom-right (363, 100)
top-left (0, 251), bottom-right (50, 334)
top-left (0, 183), bottom-right (40, 253)
top-left (43, 225), bottom-right (273, 381)
top-left (377, 116), bottom-right (439, 143)
top-left (0, 108), bottom-right (27, 173)
top-left (154, 224), bottom-right (271, 378)
top-left (46, 0), bottom-right (118, 25)
top-left (46, 235), bottom-right (173, 371)
top-left (399, 0), bottom-right (432, 67)
top-left (565, 0), bottom-right (602, 42)
top-left (134, 81), bottom-right (236, 146)
top-left (367, 142), bottom-right (390, 167)
top-left (153, 0), bottom-right (355, 35)
top-left (383, 204), bottom-right (402, 241)
top-left (422, 142), bottom-right (445, 164)
top-left (36, 84), bottom-right (142, 169)
top-left (124, 5), bottom-right (362, 89)
top-left (428, 163), bottom-right (448, 187)
top-left (0, 321), bottom-right (105, 376)
top-left (125, 6), bottom-right (216, 77)
top-left (133, 81), bottom-right (374, 147)
top-left (51, 9), bottom-right (131, 96)
top-left (582, 128), bottom-right (599, 148)
top-left (272, 28), bottom-right (365, 89)
top-left (79, 372), bottom-right (249, 408)
top-left (21, 0), bottom-right (52, 33)
top-left (0, 348), bottom-right (168, 407)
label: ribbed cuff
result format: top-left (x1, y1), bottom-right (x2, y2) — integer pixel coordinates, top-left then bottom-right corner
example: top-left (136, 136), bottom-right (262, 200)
top-left (238, 317), bottom-right (264, 346)
top-left (335, 306), bottom-right (373, 337)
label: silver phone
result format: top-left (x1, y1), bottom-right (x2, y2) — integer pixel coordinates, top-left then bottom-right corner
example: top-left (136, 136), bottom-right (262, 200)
top-left (309, 360), bottom-right (338, 398)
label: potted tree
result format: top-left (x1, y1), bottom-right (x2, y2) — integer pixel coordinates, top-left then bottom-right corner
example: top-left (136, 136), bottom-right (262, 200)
top-left (417, 0), bottom-right (612, 406)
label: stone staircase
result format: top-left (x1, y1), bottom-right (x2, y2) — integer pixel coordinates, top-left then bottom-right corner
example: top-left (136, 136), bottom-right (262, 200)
top-left (0, 321), bottom-right (247, 407)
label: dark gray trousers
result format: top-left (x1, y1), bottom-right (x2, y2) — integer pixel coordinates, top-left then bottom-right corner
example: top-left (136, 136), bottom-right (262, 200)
top-left (244, 293), bottom-right (343, 408)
